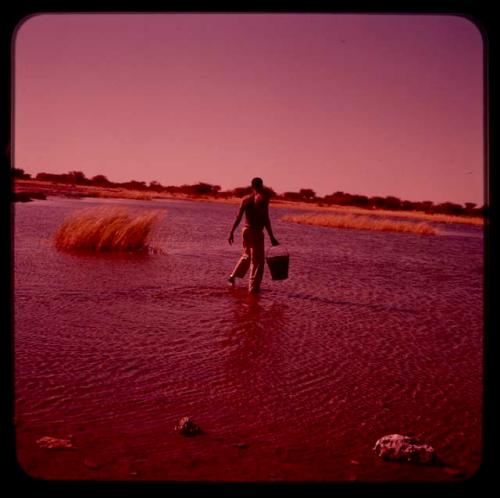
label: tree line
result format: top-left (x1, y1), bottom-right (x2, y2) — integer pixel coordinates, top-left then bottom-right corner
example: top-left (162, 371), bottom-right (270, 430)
top-left (13, 168), bottom-right (484, 217)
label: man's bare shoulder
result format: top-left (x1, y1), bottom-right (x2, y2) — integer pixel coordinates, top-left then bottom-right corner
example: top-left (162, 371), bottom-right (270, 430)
top-left (241, 194), bottom-right (254, 205)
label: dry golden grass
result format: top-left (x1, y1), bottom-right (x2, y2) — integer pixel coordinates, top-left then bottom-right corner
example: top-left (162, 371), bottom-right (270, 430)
top-left (54, 207), bottom-right (162, 253)
top-left (92, 189), bottom-right (153, 200)
top-left (274, 200), bottom-right (483, 226)
top-left (282, 214), bottom-right (438, 235)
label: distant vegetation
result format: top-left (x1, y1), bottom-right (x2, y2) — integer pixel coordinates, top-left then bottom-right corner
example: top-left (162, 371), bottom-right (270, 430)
top-left (282, 214), bottom-right (438, 235)
top-left (13, 168), bottom-right (32, 180)
top-left (14, 168), bottom-right (484, 217)
top-left (54, 207), bottom-right (161, 253)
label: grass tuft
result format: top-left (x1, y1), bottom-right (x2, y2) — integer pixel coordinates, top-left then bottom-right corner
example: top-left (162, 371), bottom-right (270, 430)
top-left (54, 207), bottom-right (162, 253)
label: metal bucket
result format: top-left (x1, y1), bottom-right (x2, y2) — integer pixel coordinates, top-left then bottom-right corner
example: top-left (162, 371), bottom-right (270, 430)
top-left (266, 246), bottom-right (289, 281)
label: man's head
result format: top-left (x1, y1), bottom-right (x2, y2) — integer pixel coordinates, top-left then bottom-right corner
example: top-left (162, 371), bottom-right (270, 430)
top-left (251, 177), bottom-right (264, 192)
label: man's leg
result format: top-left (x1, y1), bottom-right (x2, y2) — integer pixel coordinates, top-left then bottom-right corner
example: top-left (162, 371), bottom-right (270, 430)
top-left (229, 229), bottom-right (251, 283)
top-left (249, 230), bottom-right (265, 293)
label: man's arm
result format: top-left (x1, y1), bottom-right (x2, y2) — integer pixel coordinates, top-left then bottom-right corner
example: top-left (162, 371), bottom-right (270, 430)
top-left (264, 203), bottom-right (279, 246)
top-left (228, 202), bottom-right (245, 245)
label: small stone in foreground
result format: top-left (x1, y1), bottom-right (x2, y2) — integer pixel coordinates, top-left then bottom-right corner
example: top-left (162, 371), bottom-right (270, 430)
top-left (373, 434), bottom-right (435, 464)
top-left (176, 417), bottom-right (203, 436)
top-left (444, 467), bottom-right (466, 478)
top-left (233, 443), bottom-right (250, 449)
top-left (83, 459), bottom-right (100, 470)
top-left (36, 436), bottom-right (75, 450)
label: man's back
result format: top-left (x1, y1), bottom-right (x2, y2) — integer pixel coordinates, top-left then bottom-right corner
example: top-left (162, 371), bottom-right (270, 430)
top-left (241, 192), bottom-right (269, 230)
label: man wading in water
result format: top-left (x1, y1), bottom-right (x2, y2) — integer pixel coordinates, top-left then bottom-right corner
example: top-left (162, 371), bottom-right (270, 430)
top-left (228, 177), bottom-right (279, 294)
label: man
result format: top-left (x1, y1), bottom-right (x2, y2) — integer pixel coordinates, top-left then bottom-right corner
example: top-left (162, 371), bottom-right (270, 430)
top-left (228, 177), bottom-right (279, 293)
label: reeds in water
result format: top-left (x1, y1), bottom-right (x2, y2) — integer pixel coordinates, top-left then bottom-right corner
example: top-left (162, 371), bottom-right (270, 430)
top-left (54, 207), bottom-right (162, 253)
top-left (93, 189), bottom-right (153, 200)
top-left (282, 214), bottom-right (438, 235)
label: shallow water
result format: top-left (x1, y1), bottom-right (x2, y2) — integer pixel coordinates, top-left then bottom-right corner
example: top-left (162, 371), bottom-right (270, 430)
top-left (14, 197), bottom-right (483, 481)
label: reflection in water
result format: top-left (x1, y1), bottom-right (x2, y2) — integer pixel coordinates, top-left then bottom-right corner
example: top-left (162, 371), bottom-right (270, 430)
top-left (225, 289), bottom-right (287, 376)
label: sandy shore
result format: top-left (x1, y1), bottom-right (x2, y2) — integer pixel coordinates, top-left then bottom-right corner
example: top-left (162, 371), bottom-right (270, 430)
top-left (14, 179), bottom-right (483, 226)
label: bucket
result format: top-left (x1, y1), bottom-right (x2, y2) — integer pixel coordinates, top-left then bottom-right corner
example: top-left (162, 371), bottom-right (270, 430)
top-left (266, 245), bottom-right (289, 280)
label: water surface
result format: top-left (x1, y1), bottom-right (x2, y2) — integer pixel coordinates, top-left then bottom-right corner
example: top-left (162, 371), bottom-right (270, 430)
top-left (14, 197), bottom-right (483, 481)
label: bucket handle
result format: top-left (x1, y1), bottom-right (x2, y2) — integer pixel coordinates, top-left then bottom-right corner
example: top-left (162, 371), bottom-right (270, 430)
top-left (266, 244), bottom-right (288, 257)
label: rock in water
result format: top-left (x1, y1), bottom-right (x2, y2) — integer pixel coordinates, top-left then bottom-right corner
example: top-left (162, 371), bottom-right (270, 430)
top-left (232, 443), bottom-right (250, 449)
top-left (36, 436), bottom-right (75, 450)
top-left (176, 417), bottom-right (203, 436)
top-left (373, 434), bottom-right (435, 464)
top-left (83, 458), bottom-right (100, 470)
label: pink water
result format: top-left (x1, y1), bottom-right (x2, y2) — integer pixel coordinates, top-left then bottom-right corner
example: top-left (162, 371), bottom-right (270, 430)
top-left (14, 197), bottom-right (483, 481)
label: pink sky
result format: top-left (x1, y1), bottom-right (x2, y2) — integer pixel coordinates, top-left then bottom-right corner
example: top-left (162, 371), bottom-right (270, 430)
top-left (14, 14), bottom-right (484, 205)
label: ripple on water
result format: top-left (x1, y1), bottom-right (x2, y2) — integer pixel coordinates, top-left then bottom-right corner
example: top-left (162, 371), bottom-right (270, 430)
top-left (14, 199), bottom-right (483, 480)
